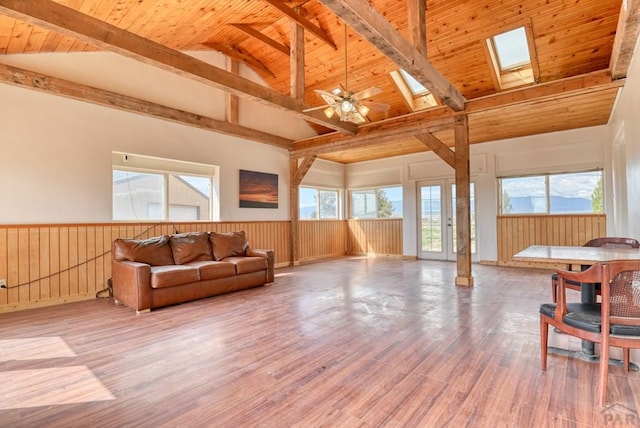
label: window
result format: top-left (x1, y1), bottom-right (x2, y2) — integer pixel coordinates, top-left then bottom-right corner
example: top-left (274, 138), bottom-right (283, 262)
top-left (350, 186), bottom-right (402, 219)
top-left (499, 171), bottom-right (603, 215)
top-left (299, 187), bottom-right (339, 220)
top-left (486, 26), bottom-right (537, 90)
top-left (112, 152), bottom-right (218, 221)
top-left (389, 69), bottom-right (439, 111)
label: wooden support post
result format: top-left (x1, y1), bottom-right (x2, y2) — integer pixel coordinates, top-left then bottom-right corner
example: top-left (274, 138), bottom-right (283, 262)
top-left (454, 113), bottom-right (473, 286)
top-left (226, 57), bottom-right (239, 123)
top-left (290, 158), bottom-right (300, 266)
top-left (289, 155), bottom-right (317, 266)
top-left (290, 12), bottom-right (305, 100)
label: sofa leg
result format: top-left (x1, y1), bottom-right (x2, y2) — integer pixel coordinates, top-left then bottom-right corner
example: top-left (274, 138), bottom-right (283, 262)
top-left (136, 308), bottom-right (151, 315)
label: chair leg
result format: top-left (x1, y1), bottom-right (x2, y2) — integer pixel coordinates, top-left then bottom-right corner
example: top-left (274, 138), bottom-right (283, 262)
top-left (551, 278), bottom-right (558, 304)
top-left (624, 348), bottom-right (630, 372)
top-left (597, 343), bottom-right (610, 408)
top-left (540, 316), bottom-right (548, 370)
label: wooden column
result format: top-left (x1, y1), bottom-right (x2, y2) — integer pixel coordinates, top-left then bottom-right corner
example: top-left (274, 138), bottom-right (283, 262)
top-left (289, 155), bottom-right (317, 265)
top-left (290, 159), bottom-right (300, 265)
top-left (226, 57), bottom-right (239, 123)
top-left (407, 0), bottom-right (426, 55)
top-left (454, 114), bottom-right (473, 286)
top-left (290, 12), bottom-right (305, 100)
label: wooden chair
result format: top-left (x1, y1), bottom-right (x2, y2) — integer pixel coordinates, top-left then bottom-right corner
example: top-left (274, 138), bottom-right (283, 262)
top-left (550, 237), bottom-right (640, 303)
top-left (540, 260), bottom-right (640, 407)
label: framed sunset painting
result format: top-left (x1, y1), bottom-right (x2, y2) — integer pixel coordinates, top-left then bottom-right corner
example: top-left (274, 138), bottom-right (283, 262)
top-left (239, 169), bottom-right (278, 209)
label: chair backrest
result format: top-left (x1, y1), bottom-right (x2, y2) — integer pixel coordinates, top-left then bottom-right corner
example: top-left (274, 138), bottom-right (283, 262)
top-left (602, 260), bottom-right (640, 328)
top-left (584, 237), bottom-right (640, 249)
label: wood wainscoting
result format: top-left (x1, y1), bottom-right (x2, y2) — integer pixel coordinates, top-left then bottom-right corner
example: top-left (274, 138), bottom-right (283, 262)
top-left (298, 220), bottom-right (347, 262)
top-left (347, 219), bottom-right (403, 256)
top-left (0, 221), bottom-right (290, 312)
top-left (497, 214), bottom-right (606, 267)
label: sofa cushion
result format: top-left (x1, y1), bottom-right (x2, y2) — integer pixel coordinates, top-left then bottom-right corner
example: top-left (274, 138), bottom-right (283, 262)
top-left (223, 256), bottom-right (268, 275)
top-left (210, 231), bottom-right (249, 261)
top-left (150, 265), bottom-right (200, 288)
top-left (185, 260), bottom-right (236, 280)
top-left (169, 232), bottom-right (213, 264)
top-left (114, 236), bottom-right (175, 266)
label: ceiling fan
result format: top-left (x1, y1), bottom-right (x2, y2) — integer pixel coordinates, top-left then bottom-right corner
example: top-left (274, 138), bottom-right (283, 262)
top-left (304, 25), bottom-right (389, 124)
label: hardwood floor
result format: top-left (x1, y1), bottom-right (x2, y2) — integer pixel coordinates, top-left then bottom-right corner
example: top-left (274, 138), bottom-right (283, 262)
top-left (1, 257), bottom-right (639, 427)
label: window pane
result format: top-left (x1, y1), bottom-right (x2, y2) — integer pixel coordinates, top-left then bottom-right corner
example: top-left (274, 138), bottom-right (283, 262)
top-left (549, 171), bottom-right (603, 214)
top-left (319, 190), bottom-right (338, 219)
top-left (168, 174), bottom-right (211, 220)
top-left (493, 26), bottom-right (530, 70)
top-left (113, 170), bottom-right (165, 220)
top-left (377, 186), bottom-right (403, 218)
top-left (501, 176), bottom-right (547, 214)
top-left (299, 187), bottom-right (318, 219)
top-left (400, 69), bottom-right (428, 96)
top-left (351, 190), bottom-right (377, 218)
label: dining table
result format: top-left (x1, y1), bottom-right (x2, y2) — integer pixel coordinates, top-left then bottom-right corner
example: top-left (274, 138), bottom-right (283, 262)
top-left (514, 244), bottom-right (640, 369)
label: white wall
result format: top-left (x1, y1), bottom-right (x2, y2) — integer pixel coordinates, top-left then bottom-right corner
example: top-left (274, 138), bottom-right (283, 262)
top-left (609, 34), bottom-right (640, 240)
top-left (0, 52), bottom-right (316, 224)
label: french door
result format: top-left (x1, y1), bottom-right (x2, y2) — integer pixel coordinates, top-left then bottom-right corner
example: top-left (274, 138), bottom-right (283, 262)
top-left (417, 180), bottom-right (476, 261)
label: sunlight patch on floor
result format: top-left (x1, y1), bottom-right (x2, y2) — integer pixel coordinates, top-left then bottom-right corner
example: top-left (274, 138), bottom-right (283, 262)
top-left (0, 366), bottom-right (115, 410)
top-left (0, 337), bottom-right (76, 362)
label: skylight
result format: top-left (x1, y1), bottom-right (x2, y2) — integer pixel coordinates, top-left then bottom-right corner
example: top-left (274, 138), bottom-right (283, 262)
top-left (390, 69), bottom-right (438, 111)
top-left (485, 25), bottom-right (537, 90)
top-left (492, 27), bottom-right (530, 71)
top-left (399, 69), bottom-right (428, 96)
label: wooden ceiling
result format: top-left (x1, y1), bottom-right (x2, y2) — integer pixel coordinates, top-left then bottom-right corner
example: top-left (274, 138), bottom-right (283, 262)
top-left (0, 0), bottom-right (636, 164)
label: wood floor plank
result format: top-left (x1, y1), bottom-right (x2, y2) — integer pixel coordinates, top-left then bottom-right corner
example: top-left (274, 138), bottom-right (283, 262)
top-left (0, 257), bottom-right (638, 426)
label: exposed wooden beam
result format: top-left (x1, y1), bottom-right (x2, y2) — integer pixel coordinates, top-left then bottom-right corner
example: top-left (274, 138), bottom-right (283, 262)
top-left (226, 58), bottom-right (239, 124)
top-left (291, 108), bottom-right (455, 158)
top-left (414, 133), bottom-right (454, 168)
top-left (0, 63), bottom-right (292, 148)
top-left (317, 0), bottom-right (465, 111)
top-left (203, 42), bottom-right (275, 78)
top-left (291, 69), bottom-right (618, 158)
top-left (407, 0), bottom-right (426, 55)
top-left (290, 18), bottom-right (305, 100)
top-left (453, 114), bottom-right (473, 287)
top-left (466, 70), bottom-right (621, 113)
top-left (610, 0), bottom-right (640, 79)
top-left (291, 155), bottom-right (317, 187)
top-left (0, 0), bottom-right (356, 134)
top-left (230, 23), bottom-right (290, 56)
top-left (262, 0), bottom-right (337, 50)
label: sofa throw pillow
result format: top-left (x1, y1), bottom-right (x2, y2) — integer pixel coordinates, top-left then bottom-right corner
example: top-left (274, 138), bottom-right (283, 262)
top-left (169, 232), bottom-right (213, 264)
top-left (113, 235), bottom-right (175, 266)
top-left (210, 231), bottom-right (248, 261)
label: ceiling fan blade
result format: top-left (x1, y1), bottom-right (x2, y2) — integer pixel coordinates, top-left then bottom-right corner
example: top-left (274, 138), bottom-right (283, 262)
top-left (361, 100), bottom-right (390, 113)
top-left (302, 105), bottom-right (331, 112)
top-left (315, 89), bottom-right (342, 102)
top-left (353, 86), bottom-right (383, 101)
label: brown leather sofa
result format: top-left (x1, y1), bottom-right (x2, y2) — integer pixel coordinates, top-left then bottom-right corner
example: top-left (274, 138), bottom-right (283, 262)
top-left (111, 231), bottom-right (274, 313)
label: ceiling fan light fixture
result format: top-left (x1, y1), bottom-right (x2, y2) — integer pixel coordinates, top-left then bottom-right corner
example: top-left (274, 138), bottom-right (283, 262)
top-left (341, 98), bottom-right (354, 113)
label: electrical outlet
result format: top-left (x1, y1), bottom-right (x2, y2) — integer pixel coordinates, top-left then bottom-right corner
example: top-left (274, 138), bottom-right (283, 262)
top-left (0, 279), bottom-right (6, 288)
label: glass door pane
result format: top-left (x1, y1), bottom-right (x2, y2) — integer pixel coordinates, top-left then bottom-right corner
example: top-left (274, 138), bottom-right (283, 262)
top-left (418, 184), bottom-right (446, 260)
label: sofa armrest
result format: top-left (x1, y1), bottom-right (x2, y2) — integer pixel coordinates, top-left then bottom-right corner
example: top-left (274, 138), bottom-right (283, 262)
top-left (112, 260), bottom-right (152, 312)
top-left (246, 248), bottom-right (275, 283)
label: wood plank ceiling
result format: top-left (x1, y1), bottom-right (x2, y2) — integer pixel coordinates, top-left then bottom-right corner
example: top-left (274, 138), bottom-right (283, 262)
top-left (0, 0), bottom-right (635, 164)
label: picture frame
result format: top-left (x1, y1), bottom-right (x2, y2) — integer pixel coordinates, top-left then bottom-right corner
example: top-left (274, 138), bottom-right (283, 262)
top-left (239, 169), bottom-right (278, 209)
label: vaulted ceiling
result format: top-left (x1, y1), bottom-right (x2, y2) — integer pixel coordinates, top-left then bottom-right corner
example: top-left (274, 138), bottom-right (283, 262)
top-left (0, 0), bottom-right (637, 163)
